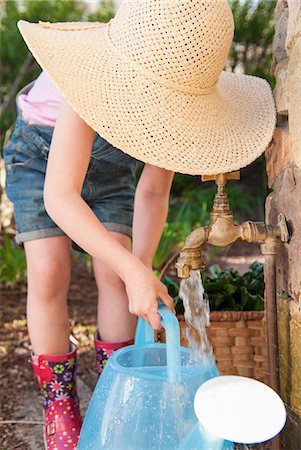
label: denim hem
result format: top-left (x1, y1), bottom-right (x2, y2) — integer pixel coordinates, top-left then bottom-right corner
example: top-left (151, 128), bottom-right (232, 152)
top-left (102, 222), bottom-right (132, 238)
top-left (15, 228), bottom-right (66, 244)
top-left (15, 223), bottom-right (132, 245)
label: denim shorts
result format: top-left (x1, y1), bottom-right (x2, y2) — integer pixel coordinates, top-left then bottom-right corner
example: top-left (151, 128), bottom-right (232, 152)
top-left (3, 84), bottom-right (138, 247)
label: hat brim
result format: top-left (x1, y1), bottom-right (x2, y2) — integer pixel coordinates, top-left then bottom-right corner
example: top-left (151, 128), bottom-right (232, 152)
top-left (18, 20), bottom-right (276, 175)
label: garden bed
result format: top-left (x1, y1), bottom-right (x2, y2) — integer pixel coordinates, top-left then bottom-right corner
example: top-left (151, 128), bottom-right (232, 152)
top-left (157, 259), bottom-right (269, 383)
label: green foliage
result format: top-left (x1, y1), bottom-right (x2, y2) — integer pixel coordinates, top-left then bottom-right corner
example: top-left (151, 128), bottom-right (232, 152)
top-left (161, 275), bottom-right (184, 315)
top-left (88, 0), bottom-right (115, 22)
top-left (154, 186), bottom-right (217, 269)
top-left (0, 233), bottom-right (27, 288)
top-left (203, 261), bottom-right (264, 311)
top-left (153, 203), bottom-right (189, 269)
top-left (229, 0), bottom-right (276, 85)
top-left (160, 262), bottom-right (264, 314)
top-left (227, 181), bottom-right (264, 219)
top-left (0, 0), bottom-right (115, 147)
top-left (153, 223), bottom-right (178, 270)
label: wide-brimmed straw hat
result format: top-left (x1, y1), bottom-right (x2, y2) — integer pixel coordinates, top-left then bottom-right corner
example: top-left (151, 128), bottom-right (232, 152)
top-left (17, 0), bottom-right (275, 175)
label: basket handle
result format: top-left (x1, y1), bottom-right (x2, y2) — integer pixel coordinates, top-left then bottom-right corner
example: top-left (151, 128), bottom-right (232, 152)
top-left (134, 303), bottom-right (182, 383)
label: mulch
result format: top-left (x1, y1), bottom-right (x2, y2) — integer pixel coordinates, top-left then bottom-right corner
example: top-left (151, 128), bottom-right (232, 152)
top-left (0, 257), bottom-right (98, 449)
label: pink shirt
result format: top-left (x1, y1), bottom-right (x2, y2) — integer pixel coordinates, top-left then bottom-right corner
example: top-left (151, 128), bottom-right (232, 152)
top-left (17, 71), bottom-right (62, 127)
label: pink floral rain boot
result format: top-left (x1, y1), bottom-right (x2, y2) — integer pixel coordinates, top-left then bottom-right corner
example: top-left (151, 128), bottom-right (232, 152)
top-left (94, 331), bottom-right (134, 375)
top-left (30, 344), bottom-right (82, 449)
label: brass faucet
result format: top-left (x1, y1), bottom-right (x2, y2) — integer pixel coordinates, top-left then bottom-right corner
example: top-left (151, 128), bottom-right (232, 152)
top-left (175, 171), bottom-right (289, 278)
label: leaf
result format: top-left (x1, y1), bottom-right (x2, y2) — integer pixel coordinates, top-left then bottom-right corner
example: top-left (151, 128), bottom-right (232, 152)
top-left (162, 276), bottom-right (179, 298)
top-left (208, 264), bottom-right (222, 278)
top-left (174, 296), bottom-right (185, 315)
top-left (0, 233), bottom-right (27, 287)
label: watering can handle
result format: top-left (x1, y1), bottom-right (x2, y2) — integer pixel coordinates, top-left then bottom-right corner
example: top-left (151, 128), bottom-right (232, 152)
top-left (134, 303), bottom-right (182, 383)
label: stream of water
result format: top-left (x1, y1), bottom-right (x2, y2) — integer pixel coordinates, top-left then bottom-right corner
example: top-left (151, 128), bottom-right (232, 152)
top-left (179, 270), bottom-right (217, 372)
top-left (178, 270), bottom-right (234, 449)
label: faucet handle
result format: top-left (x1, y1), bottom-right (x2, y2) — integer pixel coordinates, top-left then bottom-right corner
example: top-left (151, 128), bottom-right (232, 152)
top-left (277, 213), bottom-right (289, 243)
top-left (201, 171), bottom-right (240, 187)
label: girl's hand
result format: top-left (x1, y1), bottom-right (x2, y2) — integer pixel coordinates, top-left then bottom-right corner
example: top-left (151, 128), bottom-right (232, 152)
top-left (124, 263), bottom-right (175, 330)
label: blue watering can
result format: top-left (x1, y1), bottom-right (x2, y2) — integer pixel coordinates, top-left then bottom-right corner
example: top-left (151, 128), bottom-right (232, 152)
top-left (78, 304), bottom-right (232, 449)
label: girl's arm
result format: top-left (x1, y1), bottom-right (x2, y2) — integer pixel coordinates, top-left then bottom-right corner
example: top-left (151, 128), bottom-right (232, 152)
top-left (44, 98), bottom-right (174, 329)
top-left (132, 164), bottom-right (174, 268)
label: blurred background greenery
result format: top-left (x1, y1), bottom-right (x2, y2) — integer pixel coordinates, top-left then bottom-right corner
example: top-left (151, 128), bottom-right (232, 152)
top-left (0, 0), bottom-right (276, 286)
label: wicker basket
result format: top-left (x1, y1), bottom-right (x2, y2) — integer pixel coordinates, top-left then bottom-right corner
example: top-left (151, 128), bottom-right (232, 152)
top-left (156, 311), bottom-right (269, 384)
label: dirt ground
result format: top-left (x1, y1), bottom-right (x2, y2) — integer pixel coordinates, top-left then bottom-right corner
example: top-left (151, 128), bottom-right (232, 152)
top-left (0, 258), bottom-right (99, 449)
top-left (1, 248), bottom-right (273, 450)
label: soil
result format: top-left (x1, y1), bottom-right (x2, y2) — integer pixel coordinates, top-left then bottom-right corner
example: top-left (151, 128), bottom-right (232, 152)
top-left (0, 258), bottom-right (98, 449)
top-left (1, 251), bottom-right (272, 450)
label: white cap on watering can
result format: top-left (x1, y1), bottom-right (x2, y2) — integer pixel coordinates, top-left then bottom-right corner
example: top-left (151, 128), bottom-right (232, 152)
top-left (194, 376), bottom-right (286, 444)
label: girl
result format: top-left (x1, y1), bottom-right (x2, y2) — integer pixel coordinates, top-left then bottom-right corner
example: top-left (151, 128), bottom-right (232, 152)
top-left (14, 1), bottom-right (276, 447)
top-left (3, 71), bottom-right (175, 449)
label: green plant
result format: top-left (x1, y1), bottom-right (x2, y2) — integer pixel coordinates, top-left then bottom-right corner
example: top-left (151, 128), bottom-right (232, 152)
top-left (153, 187), bottom-right (216, 270)
top-left (0, 233), bottom-right (27, 287)
top-left (87, 0), bottom-right (115, 22)
top-left (153, 223), bottom-right (178, 270)
top-left (0, 0), bottom-right (115, 148)
top-left (203, 262), bottom-right (264, 311)
top-left (158, 262), bottom-right (264, 313)
top-left (153, 203), bottom-right (187, 270)
top-left (161, 275), bottom-right (184, 315)
top-left (229, 0), bottom-right (276, 86)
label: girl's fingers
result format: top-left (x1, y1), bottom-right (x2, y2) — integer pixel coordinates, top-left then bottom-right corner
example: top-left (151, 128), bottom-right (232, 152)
top-left (138, 313), bottom-right (149, 324)
top-left (147, 311), bottom-right (161, 330)
top-left (136, 311), bottom-right (159, 330)
top-left (159, 290), bottom-right (176, 315)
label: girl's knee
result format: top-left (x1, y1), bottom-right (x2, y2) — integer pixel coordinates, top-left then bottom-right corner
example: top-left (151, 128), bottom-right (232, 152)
top-left (27, 255), bottom-right (70, 297)
top-left (94, 263), bottom-right (125, 293)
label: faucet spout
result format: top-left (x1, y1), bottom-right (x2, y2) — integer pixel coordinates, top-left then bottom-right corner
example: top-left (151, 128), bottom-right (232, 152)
top-left (175, 227), bottom-right (207, 278)
top-left (182, 227), bottom-right (208, 249)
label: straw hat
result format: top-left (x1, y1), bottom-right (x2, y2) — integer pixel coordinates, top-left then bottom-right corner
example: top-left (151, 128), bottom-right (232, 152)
top-left (17, 0), bottom-right (276, 175)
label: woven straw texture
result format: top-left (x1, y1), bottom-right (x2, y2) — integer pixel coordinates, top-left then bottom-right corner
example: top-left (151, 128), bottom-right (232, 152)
top-left (18, 0), bottom-right (276, 175)
top-left (156, 312), bottom-right (269, 384)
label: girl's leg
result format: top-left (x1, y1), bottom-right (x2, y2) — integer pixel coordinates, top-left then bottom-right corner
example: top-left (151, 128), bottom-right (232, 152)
top-left (92, 231), bottom-right (136, 374)
top-left (93, 231), bottom-right (137, 343)
top-left (24, 236), bottom-right (82, 449)
top-left (24, 235), bottom-right (71, 355)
